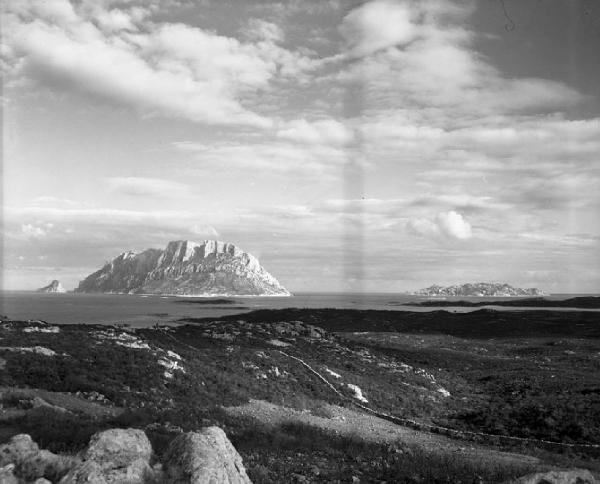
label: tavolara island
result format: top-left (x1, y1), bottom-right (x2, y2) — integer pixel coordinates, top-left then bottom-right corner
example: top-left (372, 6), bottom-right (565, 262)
top-left (75, 240), bottom-right (290, 296)
top-left (414, 283), bottom-right (545, 297)
top-left (36, 280), bottom-right (66, 293)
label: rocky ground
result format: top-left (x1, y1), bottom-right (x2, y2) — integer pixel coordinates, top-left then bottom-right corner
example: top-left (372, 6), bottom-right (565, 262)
top-left (0, 426), bottom-right (251, 483)
top-left (1, 309), bottom-right (599, 483)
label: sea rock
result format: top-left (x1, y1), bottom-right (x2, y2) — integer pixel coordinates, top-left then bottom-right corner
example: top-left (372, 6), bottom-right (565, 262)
top-left (37, 280), bottom-right (66, 293)
top-left (414, 282), bottom-right (544, 297)
top-left (508, 469), bottom-right (597, 484)
top-left (163, 427), bottom-right (252, 483)
top-left (75, 240), bottom-right (290, 296)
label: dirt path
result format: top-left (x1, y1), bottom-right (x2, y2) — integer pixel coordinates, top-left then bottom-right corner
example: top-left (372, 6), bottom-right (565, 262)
top-left (0, 386), bottom-right (122, 418)
top-left (225, 399), bottom-right (542, 469)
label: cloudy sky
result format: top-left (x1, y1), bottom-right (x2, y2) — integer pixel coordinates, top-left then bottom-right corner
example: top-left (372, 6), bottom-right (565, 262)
top-left (2, 0), bottom-right (599, 293)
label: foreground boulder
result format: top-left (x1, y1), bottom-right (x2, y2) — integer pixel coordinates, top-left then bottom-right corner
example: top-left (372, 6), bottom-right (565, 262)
top-left (509, 469), bottom-right (597, 484)
top-left (83, 428), bottom-right (152, 470)
top-left (0, 463), bottom-right (19, 484)
top-left (164, 427), bottom-right (251, 484)
top-left (0, 435), bottom-right (39, 467)
top-left (59, 428), bottom-right (154, 484)
top-left (0, 427), bottom-right (250, 483)
top-left (0, 434), bottom-right (75, 482)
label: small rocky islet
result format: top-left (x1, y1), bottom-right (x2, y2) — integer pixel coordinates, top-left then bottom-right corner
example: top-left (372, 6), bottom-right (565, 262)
top-left (414, 282), bottom-right (545, 297)
top-left (36, 281), bottom-right (66, 294)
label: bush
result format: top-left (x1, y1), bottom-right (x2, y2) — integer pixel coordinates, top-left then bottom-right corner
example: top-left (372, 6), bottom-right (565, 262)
top-left (14, 408), bottom-right (106, 453)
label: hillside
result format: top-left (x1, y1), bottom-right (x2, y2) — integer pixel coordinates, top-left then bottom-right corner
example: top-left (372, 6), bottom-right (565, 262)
top-left (1, 308), bottom-right (599, 482)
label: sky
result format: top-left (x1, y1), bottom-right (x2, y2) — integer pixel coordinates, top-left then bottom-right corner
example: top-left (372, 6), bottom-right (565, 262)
top-left (1, 0), bottom-right (599, 293)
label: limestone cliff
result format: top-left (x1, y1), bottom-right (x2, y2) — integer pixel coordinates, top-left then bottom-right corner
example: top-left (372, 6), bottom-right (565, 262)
top-left (75, 240), bottom-right (290, 296)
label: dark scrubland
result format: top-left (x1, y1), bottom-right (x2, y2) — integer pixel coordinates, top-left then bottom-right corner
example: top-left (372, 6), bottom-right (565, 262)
top-left (401, 296), bottom-right (600, 309)
top-left (1, 307), bottom-right (599, 482)
top-left (174, 298), bottom-right (238, 305)
top-left (195, 307), bottom-right (600, 337)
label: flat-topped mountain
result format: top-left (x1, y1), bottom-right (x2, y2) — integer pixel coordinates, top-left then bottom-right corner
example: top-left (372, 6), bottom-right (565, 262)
top-left (75, 240), bottom-right (290, 296)
top-left (37, 280), bottom-right (66, 293)
top-left (414, 283), bottom-right (544, 297)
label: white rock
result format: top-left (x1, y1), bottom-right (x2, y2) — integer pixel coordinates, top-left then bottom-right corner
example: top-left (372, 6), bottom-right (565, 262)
top-left (347, 384), bottom-right (368, 403)
top-left (325, 368), bottom-right (342, 379)
top-left (164, 427), bottom-right (251, 484)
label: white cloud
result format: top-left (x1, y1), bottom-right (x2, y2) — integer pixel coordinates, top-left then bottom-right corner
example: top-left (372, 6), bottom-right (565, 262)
top-left (436, 211), bottom-right (472, 239)
top-left (190, 225), bottom-right (220, 238)
top-left (407, 211), bottom-right (472, 240)
top-left (21, 222), bottom-right (53, 238)
top-left (172, 140), bottom-right (348, 176)
top-left (95, 8), bottom-right (138, 32)
top-left (2, 1), bottom-right (322, 127)
top-left (243, 18), bottom-right (284, 43)
top-left (340, 0), bottom-right (417, 57)
top-left (30, 196), bottom-right (82, 207)
top-left (276, 118), bottom-right (354, 145)
top-left (336, 0), bottom-right (581, 116)
top-left (106, 177), bottom-right (191, 197)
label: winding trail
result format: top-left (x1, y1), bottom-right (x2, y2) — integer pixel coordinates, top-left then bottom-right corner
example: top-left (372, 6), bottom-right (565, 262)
top-left (274, 350), bottom-right (600, 450)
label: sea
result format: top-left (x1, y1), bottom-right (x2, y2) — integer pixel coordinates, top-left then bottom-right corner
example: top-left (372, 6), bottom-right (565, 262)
top-left (1, 291), bottom-right (598, 328)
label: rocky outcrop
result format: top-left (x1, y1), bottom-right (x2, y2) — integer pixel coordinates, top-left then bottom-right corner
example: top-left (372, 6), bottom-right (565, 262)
top-left (1, 427), bottom-right (251, 484)
top-left (508, 469), bottom-right (597, 484)
top-left (59, 428), bottom-right (154, 484)
top-left (163, 427), bottom-right (251, 484)
top-left (0, 434), bottom-right (39, 468)
top-left (83, 429), bottom-right (152, 469)
top-left (75, 240), bottom-right (290, 296)
top-left (414, 283), bottom-right (545, 297)
top-left (36, 281), bottom-right (66, 293)
top-left (0, 434), bottom-right (75, 483)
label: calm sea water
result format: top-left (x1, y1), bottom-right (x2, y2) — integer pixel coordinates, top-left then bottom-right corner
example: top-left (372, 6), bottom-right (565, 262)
top-left (0, 291), bottom-right (597, 327)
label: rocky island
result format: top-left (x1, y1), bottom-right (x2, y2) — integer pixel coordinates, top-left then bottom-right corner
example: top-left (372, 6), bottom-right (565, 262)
top-left (75, 240), bottom-right (290, 296)
top-left (414, 282), bottom-right (545, 297)
top-left (36, 280), bottom-right (66, 293)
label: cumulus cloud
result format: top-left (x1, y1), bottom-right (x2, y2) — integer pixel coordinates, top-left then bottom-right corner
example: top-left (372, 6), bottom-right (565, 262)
top-left (2, 0), bottom-right (321, 127)
top-left (106, 177), bottom-right (191, 197)
top-left (407, 211), bottom-right (472, 240)
top-left (336, 0), bottom-right (581, 116)
top-left (340, 0), bottom-right (417, 57)
top-left (437, 211), bottom-right (473, 239)
top-left (242, 18), bottom-right (284, 43)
